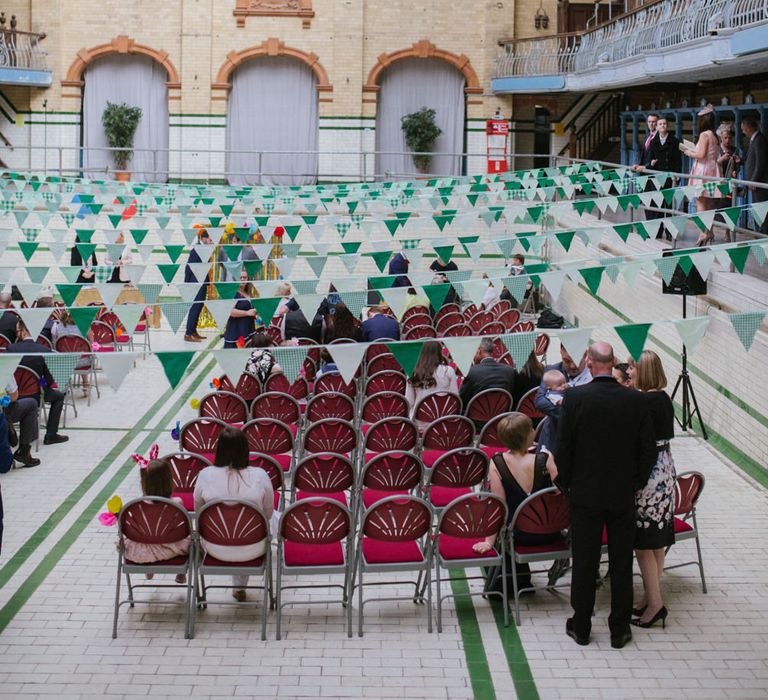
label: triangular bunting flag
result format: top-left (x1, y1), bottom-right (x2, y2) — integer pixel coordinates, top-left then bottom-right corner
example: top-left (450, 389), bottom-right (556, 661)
top-left (96, 283), bottom-right (123, 309)
top-left (156, 351), bottom-right (196, 389)
top-left (16, 307), bottom-right (52, 341)
top-left (205, 299), bottom-right (236, 331)
top-left (98, 352), bottom-right (138, 391)
top-left (56, 284), bottom-right (82, 307)
top-left (160, 302), bottom-right (193, 334)
top-left (157, 263), bottom-right (180, 285)
top-left (328, 342), bottom-right (368, 385)
top-left (0, 354), bottom-right (20, 389)
top-left (43, 353), bottom-right (79, 389)
top-left (673, 317), bottom-right (710, 357)
top-left (67, 306), bottom-right (99, 337)
top-left (271, 345), bottom-right (309, 384)
top-left (729, 311), bottom-right (766, 351)
top-left (500, 332), bottom-right (536, 369)
top-left (557, 327), bottom-right (592, 363)
top-left (421, 284), bottom-right (451, 311)
top-left (615, 323), bottom-right (651, 361)
top-left (212, 349), bottom-right (253, 383)
top-left (579, 266), bottom-right (605, 295)
top-left (386, 340), bottom-right (424, 377)
top-left (441, 336), bottom-right (481, 376)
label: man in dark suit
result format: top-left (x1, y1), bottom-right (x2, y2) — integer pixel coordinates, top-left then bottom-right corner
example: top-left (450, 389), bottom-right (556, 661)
top-left (742, 117), bottom-right (768, 234)
top-left (648, 117), bottom-right (681, 240)
top-left (0, 293), bottom-right (17, 342)
top-left (7, 320), bottom-right (68, 446)
top-left (388, 251), bottom-right (410, 288)
top-left (458, 338), bottom-right (516, 411)
top-left (0, 411), bottom-right (15, 555)
top-left (555, 342), bottom-right (657, 649)
top-left (184, 229), bottom-right (212, 342)
top-left (360, 305), bottom-right (400, 342)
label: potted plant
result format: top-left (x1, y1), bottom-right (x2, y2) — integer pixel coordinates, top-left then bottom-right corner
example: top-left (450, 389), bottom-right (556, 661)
top-left (101, 101), bottom-right (143, 181)
top-left (401, 107), bottom-right (442, 173)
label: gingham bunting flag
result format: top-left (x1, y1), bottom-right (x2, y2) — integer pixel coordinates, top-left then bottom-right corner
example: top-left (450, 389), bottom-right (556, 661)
top-left (500, 332), bottom-right (536, 368)
top-left (160, 301), bottom-right (193, 334)
top-left (729, 311), bottom-right (766, 351)
top-left (44, 353), bottom-right (80, 389)
top-left (271, 345), bottom-right (309, 384)
top-left (0, 354), bottom-right (20, 390)
top-left (338, 291), bottom-right (368, 318)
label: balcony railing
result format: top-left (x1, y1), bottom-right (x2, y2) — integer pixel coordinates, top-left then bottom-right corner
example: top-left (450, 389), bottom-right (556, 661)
top-left (0, 26), bottom-right (48, 72)
top-left (495, 0), bottom-right (768, 79)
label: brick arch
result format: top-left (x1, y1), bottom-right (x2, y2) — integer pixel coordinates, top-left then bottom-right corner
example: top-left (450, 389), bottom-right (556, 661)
top-left (61, 34), bottom-right (180, 89)
top-left (213, 38), bottom-right (332, 94)
top-left (364, 40), bottom-right (482, 96)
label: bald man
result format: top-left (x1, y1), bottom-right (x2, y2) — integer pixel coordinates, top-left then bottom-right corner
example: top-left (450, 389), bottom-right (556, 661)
top-left (555, 342), bottom-right (657, 649)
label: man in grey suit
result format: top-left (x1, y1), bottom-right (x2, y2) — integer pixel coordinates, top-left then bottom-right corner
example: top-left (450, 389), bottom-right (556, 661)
top-left (742, 117), bottom-right (768, 234)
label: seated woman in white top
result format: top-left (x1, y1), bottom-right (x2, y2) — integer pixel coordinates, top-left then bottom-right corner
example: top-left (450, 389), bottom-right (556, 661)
top-left (193, 426), bottom-right (274, 602)
top-left (481, 274), bottom-right (501, 311)
top-left (405, 340), bottom-right (459, 424)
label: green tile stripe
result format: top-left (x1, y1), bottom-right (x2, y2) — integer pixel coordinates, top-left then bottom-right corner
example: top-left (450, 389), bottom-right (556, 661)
top-left (0, 344), bottom-right (213, 591)
top-left (0, 355), bottom-right (215, 633)
top-left (489, 600), bottom-right (540, 700)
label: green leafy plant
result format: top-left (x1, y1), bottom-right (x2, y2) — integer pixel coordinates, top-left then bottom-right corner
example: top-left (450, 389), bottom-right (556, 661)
top-left (101, 101), bottom-right (143, 171)
top-left (401, 107), bottom-right (442, 172)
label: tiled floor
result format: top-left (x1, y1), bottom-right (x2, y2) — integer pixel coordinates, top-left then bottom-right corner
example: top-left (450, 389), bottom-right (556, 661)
top-left (0, 327), bottom-right (766, 699)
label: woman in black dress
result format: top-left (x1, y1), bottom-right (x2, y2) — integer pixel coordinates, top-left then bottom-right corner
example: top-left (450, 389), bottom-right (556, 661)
top-left (629, 350), bottom-right (676, 628)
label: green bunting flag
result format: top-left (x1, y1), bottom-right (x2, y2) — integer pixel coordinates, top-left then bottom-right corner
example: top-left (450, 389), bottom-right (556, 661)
top-left (726, 246), bottom-right (751, 274)
top-left (157, 264), bottom-right (180, 285)
top-left (421, 283), bottom-right (451, 311)
top-left (615, 323), bottom-right (651, 361)
top-left (69, 306), bottom-right (100, 337)
top-left (56, 284), bottom-right (82, 307)
top-left (18, 241), bottom-right (39, 262)
top-left (156, 351), bottom-right (195, 389)
top-left (386, 340), bottom-right (424, 377)
top-left (250, 297), bottom-right (282, 324)
top-left (369, 251), bottom-right (392, 273)
top-left (579, 266), bottom-right (605, 295)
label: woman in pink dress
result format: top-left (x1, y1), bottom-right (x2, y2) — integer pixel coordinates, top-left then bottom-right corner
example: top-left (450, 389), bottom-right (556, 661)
top-left (681, 105), bottom-right (720, 246)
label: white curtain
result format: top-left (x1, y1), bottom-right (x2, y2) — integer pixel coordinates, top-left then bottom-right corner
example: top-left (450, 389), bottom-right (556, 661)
top-left (82, 54), bottom-right (169, 182)
top-left (226, 57), bottom-right (319, 186)
top-left (375, 58), bottom-right (466, 178)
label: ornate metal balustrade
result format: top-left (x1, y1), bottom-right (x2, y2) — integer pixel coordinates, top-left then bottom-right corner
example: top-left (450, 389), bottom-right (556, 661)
top-left (495, 0), bottom-right (768, 79)
top-left (0, 12), bottom-right (48, 74)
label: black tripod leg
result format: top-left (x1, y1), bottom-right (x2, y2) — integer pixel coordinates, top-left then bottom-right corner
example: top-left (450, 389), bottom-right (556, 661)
top-left (685, 375), bottom-right (709, 440)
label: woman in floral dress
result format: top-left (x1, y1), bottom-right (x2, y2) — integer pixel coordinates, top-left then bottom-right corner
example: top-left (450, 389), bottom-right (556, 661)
top-left (629, 350), bottom-right (676, 629)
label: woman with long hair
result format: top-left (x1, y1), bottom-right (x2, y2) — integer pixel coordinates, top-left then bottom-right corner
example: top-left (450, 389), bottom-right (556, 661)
top-left (512, 351), bottom-right (545, 408)
top-left (406, 340), bottom-right (458, 421)
top-left (223, 270), bottom-right (257, 348)
top-left (324, 302), bottom-right (360, 343)
top-left (681, 106), bottom-right (720, 246)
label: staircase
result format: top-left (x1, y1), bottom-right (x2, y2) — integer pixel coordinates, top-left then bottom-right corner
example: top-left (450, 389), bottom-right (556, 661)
top-left (557, 92), bottom-right (623, 162)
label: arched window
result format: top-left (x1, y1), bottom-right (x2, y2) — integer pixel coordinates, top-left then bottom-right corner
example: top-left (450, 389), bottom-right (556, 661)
top-left (81, 54), bottom-right (169, 182)
top-left (226, 56), bottom-right (319, 186)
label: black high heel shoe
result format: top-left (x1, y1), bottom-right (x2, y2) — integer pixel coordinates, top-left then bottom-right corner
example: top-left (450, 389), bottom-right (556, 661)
top-left (632, 605), bottom-right (647, 617)
top-left (631, 606), bottom-right (668, 629)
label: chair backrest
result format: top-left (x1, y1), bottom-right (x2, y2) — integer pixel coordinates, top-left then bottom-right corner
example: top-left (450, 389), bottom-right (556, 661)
top-left (361, 392), bottom-right (409, 423)
top-left (365, 341), bottom-right (392, 363)
top-left (402, 312), bottom-right (433, 328)
top-left (266, 325), bottom-right (283, 343)
top-left (404, 324), bottom-right (437, 340)
top-left (314, 372), bottom-right (357, 398)
top-left (422, 416), bottom-right (475, 451)
top-left (55, 334), bottom-right (91, 353)
top-left (364, 417), bottom-right (419, 453)
top-left (437, 492), bottom-right (507, 539)
top-left (491, 337), bottom-right (506, 359)
top-left (674, 471), bottom-right (705, 516)
top-left (293, 452), bottom-right (355, 495)
top-left (248, 452), bottom-right (285, 494)
top-left (435, 312), bottom-right (464, 333)
top-left (462, 304), bottom-right (479, 320)
top-left (198, 391), bottom-right (249, 424)
top-left (161, 451), bottom-right (212, 492)
top-left (497, 352), bottom-right (514, 367)
top-left (279, 497), bottom-right (352, 546)
top-left (197, 499), bottom-right (269, 550)
top-left (264, 372), bottom-right (309, 402)
top-left (242, 418), bottom-right (294, 455)
top-left (179, 417), bottom-right (227, 454)
top-left (35, 334), bottom-right (53, 349)
top-left (498, 308), bottom-right (521, 330)
top-left (511, 487), bottom-right (570, 537)
top-left (512, 321), bottom-right (535, 333)
top-left (516, 387), bottom-right (544, 421)
top-left (465, 389), bottom-right (513, 425)
top-left (434, 303), bottom-right (461, 324)
top-left (535, 333), bottom-right (550, 359)
top-left (441, 322), bottom-right (472, 337)
top-left (234, 371), bottom-right (262, 402)
top-left (302, 418), bottom-right (357, 455)
top-left (479, 321), bottom-right (505, 336)
top-left (362, 495), bottom-right (432, 542)
top-left (478, 412), bottom-right (515, 448)
top-left (428, 447), bottom-right (489, 490)
top-left (118, 497), bottom-right (192, 546)
top-left (367, 352), bottom-right (402, 376)
top-left (251, 392), bottom-right (301, 425)
top-left (99, 311), bottom-right (129, 334)
top-left (468, 311), bottom-right (493, 332)
top-left (365, 370), bottom-right (407, 396)
top-left (401, 305), bottom-right (430, 323)
top-left (90, 320), bottom-right (116, 346)
top-left (361, 450), bottom-right (423, 492)
top-left (413, 391), bottom-right (462, 425)
top-left (305, 392), bottom-right (355, 423)
top-left (492, 299), bottom-right (512, 316)
top-left (14, 366), bottom-right (41, 398)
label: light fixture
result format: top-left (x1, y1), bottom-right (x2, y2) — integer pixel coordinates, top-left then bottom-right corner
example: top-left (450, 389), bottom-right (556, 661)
top-left (534, 3), bottom-right (549, 29)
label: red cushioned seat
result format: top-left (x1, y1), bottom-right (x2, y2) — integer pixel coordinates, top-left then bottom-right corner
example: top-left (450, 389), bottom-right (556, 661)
top-left (514, 539), bottom-right (569, 555)
top-left (95, 346), bottom-right (116, 352)
top-left (296, 490), bottom-right (348, 507)
top-left (601, 526), bottom-right (608, 545)
top-left (284, 540), bottom-right (344, 567)
top-left (134, 324), bottom-right (146, 332)
top-left (201, 553), bottom-right (264, 567)
top-left (429, 485), bottom-right (472, 508)
top-left (115, 336), bottom-right (131, 343)
top-left (439, 534), bottom-right (498, 561)
top-left (361, 488), bottom-right (408, 510)
top-left (172, 491), bottom-right (195, 511)
top-left (421, 449), bottom-right (449, 468)
top-left (674, 517), bottom-right (694, 534)
top-left (480, 445), bottom-right (506, 459)
top-left (362, 538), bottom-right (424, 564)
top-left (125, 555), bottom-right (187, 566)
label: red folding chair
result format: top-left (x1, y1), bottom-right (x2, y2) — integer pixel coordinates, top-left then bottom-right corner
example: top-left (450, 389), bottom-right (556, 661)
top-left (535, 333), bottom-right (550, 361)
top-left (266, 324), bottom-right (282, 343)
top-left (478, 412), bottom-right (515, 458)
top-left (264, 373), bottom-right (309, 403)
top-left (292, 452), bottom-right (356, 507)
top-left (665, 470), bottom-right (707, 593)
top-left (421, 415), bottom-right (475, 468)
top-left (512, 321), bottom-right (535, 333)
top-left (434, 303), bottom-right (460, 325)
top-left (365, 341), bottom-right (393, 363)
top-left (250, 392), bottom-right (301, 431)
top-left (479, 321), bottom-right (505, 336)
top-left (355, 495), bottom-right (434, 636)
top-left (90, 320), bottom-right (118, 352)
top-left (233, 372), bottom-right (262, 404)
top-left (113, 497), bottom-right (194, 639)
top-left (99, 311), bottom-right (134, 351)
top-left (435, 312), bottom-right (463, 334)
top-left (441, 323), bottom-right (472, 337)
top-left (194, 499), bottom-right (272, 640)
top-left (179, 417), bottom-right (227, 463)
top-left (498, 352), bottom-right (514, 367)
top-left (404, 325), bottom-right (437, 340)
top-left (498, 308), bottom-right (521, 330)
top-left (509, 487), bottom-right (571, 624)
top-left (358, 450), bottom-right (423, 511)
top-left (242, 418), bottom-right (295, 473)
top-left (424, 447), bottom-right (489, 509)
top-left (314, 372), bottom-right (357, 399)
top-left (492, 299), bottom-right (512, 316)
top-left (276, 497), bottom-right (354, 639)
top-left (402, 313), bottom-right (433, 333)
top-left (366, 353), bottom-right (402, 376)
top-left (491, 337), bottom-right (506, 359)
top-left (360, 392), bottom-right (409, 429)
top-left (302, 418), bottom-right (357, 458)
top-left (413, 391), bottom-right (462, 427)
top-left (365, 370), bottom-right (407, 396)
top-left (434, 493), bottom-right (508, 631)
top-left (362, 417), bottom-right (419, 461)
top-left (462, 304), bottom-right (479, 320)
top-left (14, 365), bottom-right (45, 449)
top-left (516, 387), bottom-right (545, 424)
top-left (198, 391), bottom-right (249, 425)
top-left (248, 452), bottom-right (285, 511)
top-left (401, 305), bottom-right (430, 323)
top-left (306, 392), bottom-right (355, 423)
top-left (468, 311), bottom-right (493, 332)
top-left (465, 388), bottom-right (513, 428)
top-left (54, 334), bottom-right (99, 404)
top-left (162, 451), bottom-right (212, 510)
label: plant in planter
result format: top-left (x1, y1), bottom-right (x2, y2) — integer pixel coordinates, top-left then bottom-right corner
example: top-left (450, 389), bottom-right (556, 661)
top-left (101, 101), bottom-right (143, 180)
top-left (401, 107), bottom-right (442, 172)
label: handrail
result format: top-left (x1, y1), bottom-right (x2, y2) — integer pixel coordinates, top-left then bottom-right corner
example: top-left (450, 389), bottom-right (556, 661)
top-left (0, 25), bottom-right (49, 72)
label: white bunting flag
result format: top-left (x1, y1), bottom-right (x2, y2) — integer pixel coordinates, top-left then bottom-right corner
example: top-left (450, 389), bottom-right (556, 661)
top-left (328, 342), bottom-right (369, 385)
top-left (98, 352), bottom-right (138, 391)
top-left (441, 336), bottom-right (482, 376)
top-left (672, 317), bottom-right (710, 357)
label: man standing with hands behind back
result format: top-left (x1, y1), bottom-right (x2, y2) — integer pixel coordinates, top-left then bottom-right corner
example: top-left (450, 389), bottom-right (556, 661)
top-left (742, 117), bottom-right (768, 234)
top-left (555, 342), bottom-right (657, 649)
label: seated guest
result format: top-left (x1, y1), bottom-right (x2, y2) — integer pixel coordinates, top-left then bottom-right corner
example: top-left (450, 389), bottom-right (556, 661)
top-left (472, 413), bottom-right (557, 591)
top-left (317, 283), bottom-right (341, 319)
top-left (360, 305), bottom-right (400, 342)
top-left (193, 426), bottom-right (274, 603)
top-left (430, 256), bottom-right (458, 274)
top-left (245, 333), bottom-right (281, 383)
top-left (481, 274), bottom-right (501, 311)
top-left (613, 362), bottom-right (633, 388)
top-left (316, 349), bottom-right (340, 378)
top-left (51, 310), bottom-right (94, 396)
top-left (7, 320), bottom-right (68, 446)
top-left (509, 253), bottom-right (526, 276)
top-left (282, 308), bottom-right (321, 343)
top-left (511, 352), bottom-right (544, 408)
top-left (430, 273), bottom-right (460, 310)
top-left (459, 338), bottom-right (516, 410)
top-left (0, 292), bottom-right (17, 342)
top-left (2, 376), bottom-right (40, 468)
top-left (35, 296), bottom-right (57, 343)
top-left (223, 271), bottom-right (257, 348)
top-left (323, 302), bottom-right (361, 343)
top-left (402, 287), bottom-right (430, 314)
top-left (405, 341), bottom-right (459, 423)
top-left (388, 251), bottom-right (410, 287)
